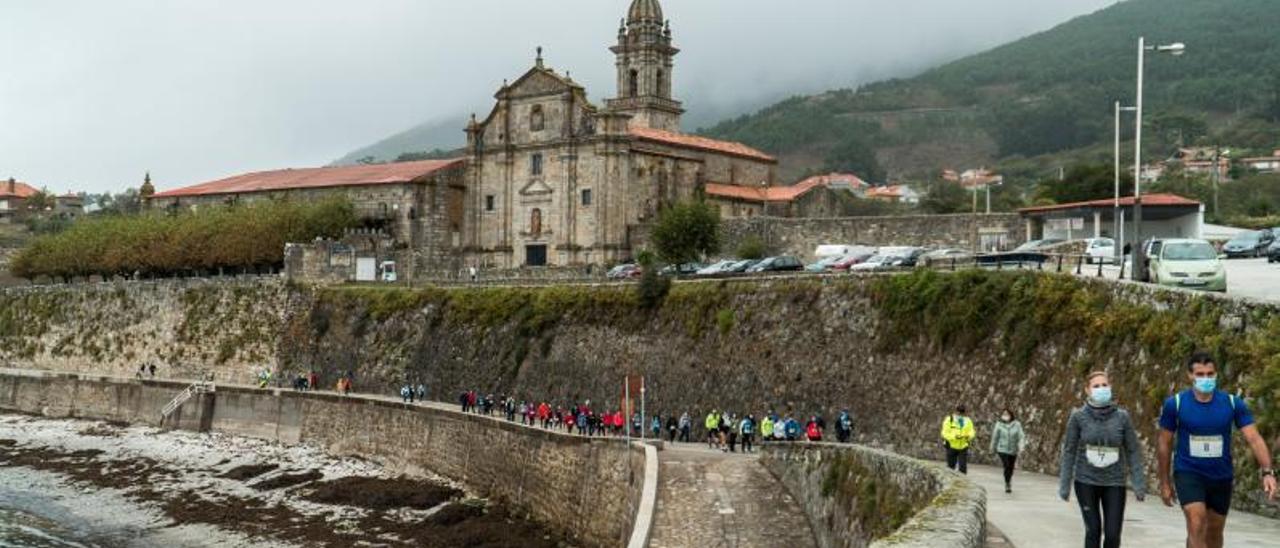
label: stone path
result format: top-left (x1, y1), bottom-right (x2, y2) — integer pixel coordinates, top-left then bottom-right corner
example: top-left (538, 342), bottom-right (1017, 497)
top-left (969, 464), bottom-right (1279, 548)
top-left (648, 444), bottom-right (816, 548)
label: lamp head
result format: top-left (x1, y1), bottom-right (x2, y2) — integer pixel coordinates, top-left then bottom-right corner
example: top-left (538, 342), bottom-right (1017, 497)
top-left (1162, 42), bottom-right (1187, 56)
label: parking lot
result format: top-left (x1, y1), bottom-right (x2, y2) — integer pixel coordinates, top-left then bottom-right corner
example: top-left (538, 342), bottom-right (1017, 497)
top-left (1083, 257), bottom-right (1279, 302)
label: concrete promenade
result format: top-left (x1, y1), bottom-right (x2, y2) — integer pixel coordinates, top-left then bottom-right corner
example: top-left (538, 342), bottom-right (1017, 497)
top-left (968, 463), bottom-right (1278, 547)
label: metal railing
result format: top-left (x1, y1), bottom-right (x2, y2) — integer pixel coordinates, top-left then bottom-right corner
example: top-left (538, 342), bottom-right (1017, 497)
top-left (160, 380), bottom-right (216, 420)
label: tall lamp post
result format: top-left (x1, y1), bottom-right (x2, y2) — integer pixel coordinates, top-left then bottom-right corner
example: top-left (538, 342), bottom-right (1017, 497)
top-left (1114, 101), bottom-right (1137, 263)
top-left (1132, 37), bottom-right (1186, 281)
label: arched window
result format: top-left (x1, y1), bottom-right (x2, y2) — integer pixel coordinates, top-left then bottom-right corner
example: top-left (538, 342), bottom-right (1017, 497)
top-left (655, 69), bottom-right (664, 97)
top-left (629, 69), bottom-right (639, 97)
top-left (531, 153), bottom-right (543, 176)
top-left (530, 208), bottom-right (543, 237)
top-left (530, 104), bottom-right (545, 131)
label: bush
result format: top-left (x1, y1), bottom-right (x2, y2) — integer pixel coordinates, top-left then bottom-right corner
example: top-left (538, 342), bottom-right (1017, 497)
top-left (11, 198), bottom-right (356, 282)
top-left (650, 200), bottom-right (721, 265)
top-left (735, 237), bottom-right (767, 260)
top-left (636, 268), bottom-right (671, 309)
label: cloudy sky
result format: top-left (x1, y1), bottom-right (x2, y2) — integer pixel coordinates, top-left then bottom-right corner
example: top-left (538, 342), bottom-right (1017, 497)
top-left (1, 0), bottom-right (1117, 194)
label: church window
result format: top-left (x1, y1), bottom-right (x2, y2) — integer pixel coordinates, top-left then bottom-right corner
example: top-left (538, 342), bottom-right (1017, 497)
top-left (581, 189), bottom-right (593, 207)
top-left (629, 69), bottom-right (639, 97)
top-left (531, 153), bottom-right (543, 176)
top-left (530, 105), bottom-right (545, 131)
top-left (451, 223), bottom-right (461, 248)
top-left (485, 195), bottom-right (495, 212)
top-left (656, 69), bottom-right (664, 97)
top-left (530, 208), bottom-right (543, 236)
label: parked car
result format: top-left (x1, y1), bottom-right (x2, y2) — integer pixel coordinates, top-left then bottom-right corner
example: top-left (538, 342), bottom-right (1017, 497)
top-left (746, 256), bottom-right (804, 273)
top-left (1085, 237), bottom-right (1117, 264)
top-left (606, 263), bottom-right (642, 279)
top-left (814, 245), bottom-right (859, 259)
top-left (920, 248), bottom-right (973, 267)
top-left (696, 260), bottom-right (738, 276)
top-left (805, 255), bottom-right (847, 272)
top-left (1012, 238), bottom-right (1066, 252)
top-left (1147, 238), bottom-right (1226, 292)
top-left (848, 253), bottom-right (907, 272)
top-left (724, 259), bottom-right (760, 273)
top-left (895, 247), bottom-right (927, 267)
top-left (1222, 230), bottom-right (1272, 258)
top-left (1268, 240), bottom-right (1280, 264)
top-left (658, 262), bottom-right (705, 276)
top-left (830, 251), bottom-right (877, 271)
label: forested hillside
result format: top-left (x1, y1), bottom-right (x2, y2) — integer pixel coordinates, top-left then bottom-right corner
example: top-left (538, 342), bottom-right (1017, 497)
top-left (702, 0), bottom-right (1280, 183)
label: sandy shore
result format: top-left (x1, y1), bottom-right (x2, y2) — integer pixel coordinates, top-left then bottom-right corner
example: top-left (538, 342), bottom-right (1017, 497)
top-left (0, 413), bottom-right (568, 547)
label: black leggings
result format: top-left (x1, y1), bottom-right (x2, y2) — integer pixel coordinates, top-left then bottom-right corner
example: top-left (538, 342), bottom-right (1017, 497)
top-left (945, 447), bottom-right (968, 474)
top-left (998, 453), bottom-right (1017, 484)
top-left (1074, 482), bottom-right (1126, 548)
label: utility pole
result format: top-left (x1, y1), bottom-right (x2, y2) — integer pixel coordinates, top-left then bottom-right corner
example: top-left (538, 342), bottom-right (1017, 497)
top-left (1134, 37), bottom-right (1146, 281)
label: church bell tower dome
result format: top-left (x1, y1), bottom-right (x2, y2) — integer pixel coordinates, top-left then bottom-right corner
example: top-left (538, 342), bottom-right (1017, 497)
top-left (627, 0), bottom-right (663, 25)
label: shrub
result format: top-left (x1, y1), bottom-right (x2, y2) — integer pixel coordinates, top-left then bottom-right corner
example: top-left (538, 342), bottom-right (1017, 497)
top-left (735, 236), bottom-right (767, 260)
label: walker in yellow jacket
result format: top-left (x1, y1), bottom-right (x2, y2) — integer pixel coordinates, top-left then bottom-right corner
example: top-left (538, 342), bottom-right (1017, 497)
top-left (941, 414), bottom-right (975, 450)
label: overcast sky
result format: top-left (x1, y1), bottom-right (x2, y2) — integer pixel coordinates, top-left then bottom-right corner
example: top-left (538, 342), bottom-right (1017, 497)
top-left (1, 0), bottom-right (1118, 194)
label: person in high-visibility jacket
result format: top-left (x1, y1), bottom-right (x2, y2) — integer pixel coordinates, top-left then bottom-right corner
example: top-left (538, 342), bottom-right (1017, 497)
top-left (760, 415), bottom-right (775, 444)
top-left (704, 410), bottom-right (721, 449)
top-left (941, 405), bottom-right (976, 474)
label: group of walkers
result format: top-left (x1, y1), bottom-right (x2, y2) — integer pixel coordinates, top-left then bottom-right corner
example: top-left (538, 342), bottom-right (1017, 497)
top-left (456, 391), bottom-right (651, 438)
top-left (941, 351), bottom-right (1276, 548)
top-left (695, 409), bottom-right (856, 452)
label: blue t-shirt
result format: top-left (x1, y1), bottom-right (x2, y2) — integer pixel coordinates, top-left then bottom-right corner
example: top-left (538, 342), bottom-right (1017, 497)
top-left (1158, 389), bottom-right (1254, 481)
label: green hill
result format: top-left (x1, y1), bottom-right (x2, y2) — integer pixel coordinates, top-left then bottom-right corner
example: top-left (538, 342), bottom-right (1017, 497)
top-left (702, 0), bottom-right (1280, 184)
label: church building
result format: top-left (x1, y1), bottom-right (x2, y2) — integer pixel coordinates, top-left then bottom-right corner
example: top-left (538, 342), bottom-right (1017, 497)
top-left (463, 0), bottom-right (776, 267)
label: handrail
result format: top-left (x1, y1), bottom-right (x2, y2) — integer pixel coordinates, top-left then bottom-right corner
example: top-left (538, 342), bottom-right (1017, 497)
top-left (160, 380), bottom-right (216, 420)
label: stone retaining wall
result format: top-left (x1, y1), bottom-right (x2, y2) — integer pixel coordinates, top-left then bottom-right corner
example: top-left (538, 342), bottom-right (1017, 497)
top-left (761, 444), bottom-right (985, 548)
top-left (720, 213), bottom-right (1023, 260)
top-left (0, 368), bottom-right (646, 548)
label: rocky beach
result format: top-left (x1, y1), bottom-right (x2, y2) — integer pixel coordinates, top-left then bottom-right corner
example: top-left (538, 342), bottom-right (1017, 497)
top-left (0, 413), bottom-right (567, 547)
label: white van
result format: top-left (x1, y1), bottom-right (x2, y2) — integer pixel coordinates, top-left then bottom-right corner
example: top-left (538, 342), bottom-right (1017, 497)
top-left (814, 244), bottom-right (872, 259)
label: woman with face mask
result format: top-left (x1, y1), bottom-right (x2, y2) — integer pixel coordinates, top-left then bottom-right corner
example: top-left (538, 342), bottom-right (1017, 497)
top-left (990, 408), bottom-right (1025, 493)
top-left (1057, 371), bottom-right (1147, 548)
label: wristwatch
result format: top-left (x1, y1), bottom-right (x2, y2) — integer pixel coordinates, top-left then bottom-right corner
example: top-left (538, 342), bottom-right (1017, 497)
top-left (1262, 469), bottom-right (1276, 478)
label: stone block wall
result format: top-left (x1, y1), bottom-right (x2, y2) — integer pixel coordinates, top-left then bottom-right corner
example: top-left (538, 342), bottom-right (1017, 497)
top-left (761, 444), bottom-right (985, 548)
top-left (0, 369), bottom-right (645, 548)
top-left (720, 213), bottom-right (1023, 260)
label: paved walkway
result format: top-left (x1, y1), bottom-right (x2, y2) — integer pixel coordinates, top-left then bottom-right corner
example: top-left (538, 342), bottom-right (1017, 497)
top-left (969, 464), bottom-right (1278, 547)
top-left (648, 444), bottom-right (816, 548)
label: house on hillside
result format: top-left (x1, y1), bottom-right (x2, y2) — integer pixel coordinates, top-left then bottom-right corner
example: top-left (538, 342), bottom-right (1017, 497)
top-left (1171, 147), bottom-right (1230, 179)
top-left (865, 184), bottom-right (920, 205)
top-left (0, 178), bottom-right (39, 222)
top-left (1240, 150), bottom-right (1280, 174)
top-left (943, 168), bottom-right (1003, 189)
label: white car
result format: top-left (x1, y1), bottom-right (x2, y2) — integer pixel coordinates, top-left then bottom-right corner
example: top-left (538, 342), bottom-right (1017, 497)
top-left (1085, 238), bottom-right (1116, 264)
top-left (696, 260), bottom-right (737, 276)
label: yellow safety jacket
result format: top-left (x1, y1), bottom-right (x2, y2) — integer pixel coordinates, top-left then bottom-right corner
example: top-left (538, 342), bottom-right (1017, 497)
top-left (941, 414), bottom-right (975, 450)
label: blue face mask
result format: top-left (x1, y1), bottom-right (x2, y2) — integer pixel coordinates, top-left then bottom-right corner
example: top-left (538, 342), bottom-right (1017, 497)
top-left (1194, 377), bottom-right (1217, 394)
top-left (1090, 387), bottom-right (1113, 406)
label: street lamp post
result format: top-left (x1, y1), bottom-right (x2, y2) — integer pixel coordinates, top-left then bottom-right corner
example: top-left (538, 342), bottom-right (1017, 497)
top-left (1114, 101), bottom-right (1137, 263)
top-left (1132, 37), bottom-right (1185, 281)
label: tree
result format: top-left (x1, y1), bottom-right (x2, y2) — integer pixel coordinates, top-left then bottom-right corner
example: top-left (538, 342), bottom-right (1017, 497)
top-left (918, 180), bottom-right (970, 214)
top-left (649, 200), bottom-right (721, 266)
top-left (24, 187), bottom-right (56, 212)
top-left (1034, 164), bottom-right (1133, 204)
top-left (823, 134), bottom-right (885, 181)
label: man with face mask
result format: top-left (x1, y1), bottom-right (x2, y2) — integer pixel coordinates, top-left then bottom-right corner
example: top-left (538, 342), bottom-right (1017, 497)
top-left (1157, 351), bottom-right (1276, 548)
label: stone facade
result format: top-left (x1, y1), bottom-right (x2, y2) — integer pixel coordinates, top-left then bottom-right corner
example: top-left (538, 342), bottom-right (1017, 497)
top-left (721, 213), bottom-right (1024, 260)
top-left (0, 369), bottom-right (647, 548)
top-left (462, 0), bottom-right (776, 268)
top-left (761, 444), bottom-right (985, 548)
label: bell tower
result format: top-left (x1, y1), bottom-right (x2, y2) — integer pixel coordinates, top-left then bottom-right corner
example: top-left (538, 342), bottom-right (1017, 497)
top-left (607, 0), bottom-right (684, 131)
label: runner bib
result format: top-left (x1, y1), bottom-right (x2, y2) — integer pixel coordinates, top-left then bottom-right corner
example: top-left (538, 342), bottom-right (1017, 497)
top-left (1085, 445), bottom-right (1120, 468)
top-left (1188, 435), bottom-right (1224, 459)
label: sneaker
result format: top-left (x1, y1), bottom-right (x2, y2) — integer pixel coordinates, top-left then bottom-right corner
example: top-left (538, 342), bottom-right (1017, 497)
top-left (1005, 483), bottom-right (1012, 494)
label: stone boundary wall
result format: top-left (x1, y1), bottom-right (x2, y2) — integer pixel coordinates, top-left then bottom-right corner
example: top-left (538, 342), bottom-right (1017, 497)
top-left (0, 368), bottom-right (650, 548)
top-left (761, 444), bottom-right (985, 548)
top-left (720, 213), bottom-right (1023, 260)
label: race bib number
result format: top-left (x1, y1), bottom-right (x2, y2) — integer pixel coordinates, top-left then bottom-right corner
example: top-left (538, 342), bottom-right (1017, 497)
top-left (1086, 445), bottom-right (1120, 468)
top-left (1189, 435), bottom-right (1224, 459)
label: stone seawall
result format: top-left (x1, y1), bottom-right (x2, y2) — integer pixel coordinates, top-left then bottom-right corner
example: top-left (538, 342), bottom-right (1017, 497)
top-left (720, 213), bottom-right (1023, 260)
top-left (761, 444), bottom-right (985, 548)
top-left (0, 369), bottom-right (646, 548)
top-left (3, 270), bottom-right (1279, 518)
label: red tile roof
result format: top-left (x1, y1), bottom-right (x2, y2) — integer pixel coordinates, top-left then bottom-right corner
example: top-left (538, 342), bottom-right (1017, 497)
top-left (1, 180), bottom-right (40, 199)
top-left (705, 176), bottom-right (825, 203)
top-left (1018, 193), bottom-right (1200, 214)
top-left (794, 172), bottom-right (869, 189)
top-left (152, 159), bottom-right (466, 199)
top-left (866, 185), bottom-right (906, 199)
top-left (629, 127), bottom-right (776, 163)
